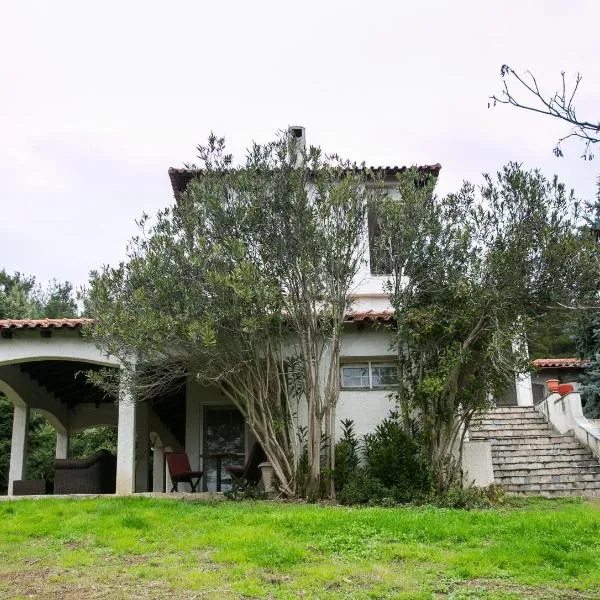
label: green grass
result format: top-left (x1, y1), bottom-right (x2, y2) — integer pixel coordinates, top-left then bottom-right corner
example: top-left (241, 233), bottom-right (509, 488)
top-left (0, 497), bottom-right (599, 598)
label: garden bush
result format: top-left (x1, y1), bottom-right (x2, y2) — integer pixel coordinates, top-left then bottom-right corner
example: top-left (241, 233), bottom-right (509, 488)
top-left (362, 411), bottom-right (432, 502)
top-left (334, 413), bottom-right (433, 505)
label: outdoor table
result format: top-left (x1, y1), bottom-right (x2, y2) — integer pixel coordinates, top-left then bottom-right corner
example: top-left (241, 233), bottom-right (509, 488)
top-left (199, 452), bottom-right (245, 491)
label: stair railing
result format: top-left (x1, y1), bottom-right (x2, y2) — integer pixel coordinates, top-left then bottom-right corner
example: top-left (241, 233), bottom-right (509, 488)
top-left (534, 389), bottom-right (600, 461)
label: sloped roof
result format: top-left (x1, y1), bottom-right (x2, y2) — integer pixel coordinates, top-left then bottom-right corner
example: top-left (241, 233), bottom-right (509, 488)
top-left (531, 357), bottom-right (591, 369)
top-left (0, 313), bottom-right (393, 331)
top-left (168, 164), bottom-right (442, 199)
top-left (0, 318), bottom-right (91, 330)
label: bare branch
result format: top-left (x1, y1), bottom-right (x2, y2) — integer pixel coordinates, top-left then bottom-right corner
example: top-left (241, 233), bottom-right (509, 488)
top-left (490, 65), bottom-right (600, 160)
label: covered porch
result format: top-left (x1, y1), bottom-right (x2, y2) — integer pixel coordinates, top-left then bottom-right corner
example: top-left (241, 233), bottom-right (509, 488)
top-left (0, 319), bottom-right (251, 496)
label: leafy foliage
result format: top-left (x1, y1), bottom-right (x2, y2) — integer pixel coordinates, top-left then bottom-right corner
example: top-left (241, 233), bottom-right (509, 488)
top-left (335, 414), bottom-right (432, 505)
top-left (575, 182), bottom-right (600, 417)
top-left (332, 419), bottom-right (360, 495)
top-left (0, 270), bottom-right (77, 319)
top-left (70, 426), bottom-right (118, 459)
top-left (375, 164), bottom-right (600, 491)
top-left (362, 412), bottom-right (432, 501)
top-left (430, 484), bottom-right (508, 509)
top-left (579, 312), bottom-right (600, 418)
top-left (86, 132), bottom-right (380, 497)
top-left (527, 312), bottom-right (579, 360)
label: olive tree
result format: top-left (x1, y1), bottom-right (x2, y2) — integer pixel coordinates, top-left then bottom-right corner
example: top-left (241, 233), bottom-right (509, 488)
top-left (86, 133), bottom-right (379, 497)
top-left (375, 164), bottom-right (599, 491)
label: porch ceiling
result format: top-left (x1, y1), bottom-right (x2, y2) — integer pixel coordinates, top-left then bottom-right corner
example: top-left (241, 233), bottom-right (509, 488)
top-left (19, 360), bottom-right (116, 409)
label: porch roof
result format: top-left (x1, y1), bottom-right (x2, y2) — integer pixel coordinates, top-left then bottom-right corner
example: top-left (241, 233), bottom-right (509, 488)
top-left (0, 318), bottom-right (91, 330)
top-left (0, 312), bottom-right (396, 330)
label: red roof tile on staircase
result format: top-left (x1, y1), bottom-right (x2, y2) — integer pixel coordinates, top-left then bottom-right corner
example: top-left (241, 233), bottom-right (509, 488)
top-left (531, 357), bottom-right (591, 369)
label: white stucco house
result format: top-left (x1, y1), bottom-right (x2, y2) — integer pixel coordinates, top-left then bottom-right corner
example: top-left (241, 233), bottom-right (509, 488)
top-left (3, 127), bottom-right (557, 497)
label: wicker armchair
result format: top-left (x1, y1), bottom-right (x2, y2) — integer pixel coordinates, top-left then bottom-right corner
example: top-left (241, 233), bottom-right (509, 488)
top-left (54, 449), bottom-right (117, 494)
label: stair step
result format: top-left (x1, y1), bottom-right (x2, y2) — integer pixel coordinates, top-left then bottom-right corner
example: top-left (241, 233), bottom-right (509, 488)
top-left (485, 407), bottom-right (540, 415)
top-left (473, 429), bottom-right (559, 438)
top-left (482, 433), bottom-right (574, 441)
top-left (502, 480), bottom-right (600, 492)
top-left (470, 406), bottom-right (600, 497)
top-left (475, 414), bottom-right (548, 421)
top-left (472, 420), bottom-right (549, 428)
top-left (494, 464), bottom-right (600, 474)
top-left (490, 441), bottom-right (585, 450)
top-left (495, 472), bottom-right (600, 484)
top-left (492, 457), bottom-right (597, 468)
top-left (507, 488), bottom-right (600, 498)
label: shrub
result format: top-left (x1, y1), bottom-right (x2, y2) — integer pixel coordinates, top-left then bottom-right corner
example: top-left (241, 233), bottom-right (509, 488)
top-left (362, 411), bottom-right (433, 502)
top-left (338, 469), bottom-right (394, 505)
top-left (332, 419), bottom-right (360, 495)
top-left (430, 484), bottom-right (508, 509)
top-left (224, 484), bottom-right (268, 501)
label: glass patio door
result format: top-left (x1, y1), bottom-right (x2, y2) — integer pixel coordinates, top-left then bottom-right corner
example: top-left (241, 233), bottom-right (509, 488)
top-left (203, 407), bottom-right (245, 492)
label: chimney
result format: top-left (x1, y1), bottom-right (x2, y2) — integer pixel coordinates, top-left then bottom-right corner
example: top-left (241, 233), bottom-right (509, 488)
top-left (288, 125), bottom-right (306, 167)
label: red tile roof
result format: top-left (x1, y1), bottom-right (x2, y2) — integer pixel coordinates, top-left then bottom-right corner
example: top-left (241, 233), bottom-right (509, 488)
top-left (0, 318), bottom-right (91, 330)
top-left (168, 164), bottom-right (442, 199)
top-left (343, 310), bottom-right (395, 323)
top-left (532, 358), bottom-right (591, 369)
top-left (0, 313), bottom-right (393, 332)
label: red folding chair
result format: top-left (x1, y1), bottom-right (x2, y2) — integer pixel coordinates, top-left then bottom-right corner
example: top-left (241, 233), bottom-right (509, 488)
top-left (166, 452), bottom-right (203, 492)
top-left (224, 443), bottom-right (266, 489)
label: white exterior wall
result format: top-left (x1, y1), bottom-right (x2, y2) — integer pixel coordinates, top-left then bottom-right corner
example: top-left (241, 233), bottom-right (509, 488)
top-left (183, 325), bottom-right (399, 464)
top-left (0, 330), bottom-right (120, 368)
top-left (337, 327), bottom-right (397, 439)
top-left (462, 440), bottom-right (494, 487)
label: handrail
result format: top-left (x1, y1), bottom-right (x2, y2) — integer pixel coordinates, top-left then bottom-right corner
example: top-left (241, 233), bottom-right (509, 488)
top-left (534, 389), bottom-right (600, 461)
top-left (535, 394), bottom-right (551, 424)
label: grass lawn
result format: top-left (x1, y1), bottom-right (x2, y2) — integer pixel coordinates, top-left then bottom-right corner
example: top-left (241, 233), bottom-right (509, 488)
top-left (0, 497), bottom-right (599, 599)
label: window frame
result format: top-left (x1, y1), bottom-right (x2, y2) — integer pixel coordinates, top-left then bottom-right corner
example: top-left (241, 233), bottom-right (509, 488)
top-left (340, 360), bottom-right (399, 390)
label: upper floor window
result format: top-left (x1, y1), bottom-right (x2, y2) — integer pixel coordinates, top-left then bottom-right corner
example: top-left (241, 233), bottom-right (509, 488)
top-left (341, 361), bottom-right (399, 390)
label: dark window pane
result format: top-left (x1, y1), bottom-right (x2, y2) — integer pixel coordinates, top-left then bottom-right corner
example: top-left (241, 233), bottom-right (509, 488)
top-left (203, 408), bottom-right (245, 492)
top-left (341, 365), bottom-right (369, 388)
top-left (371, 364), bottom-right (398, 388)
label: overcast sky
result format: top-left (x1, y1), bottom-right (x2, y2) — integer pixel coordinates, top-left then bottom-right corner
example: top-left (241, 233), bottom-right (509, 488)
top-left (2, 1), bottom-right (599, 291)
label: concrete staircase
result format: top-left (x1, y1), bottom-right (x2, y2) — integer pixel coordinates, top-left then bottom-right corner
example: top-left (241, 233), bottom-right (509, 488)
top-left (469, 406), bottom-right (600, 497)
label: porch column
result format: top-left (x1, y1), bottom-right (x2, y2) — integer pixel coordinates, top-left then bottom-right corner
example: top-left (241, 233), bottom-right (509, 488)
top-left (513, 328), bottom-right (534, 407)
top-left (8, 403), bottom-right (29, 496)
top-left (135, 402), bottom-right (150, 492)
top-left (152, 438), bottom-right (165, 493)
top-left (55, 429), bottom-right (70, 459)
top-left (185, 380), bottom-right (201, 491)
top-left (164, 446), bottom-right (173, 492)
top-left (116, 376), bottom-right (136, 495)
top-left (515, 372), bottom-right (534, 406)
